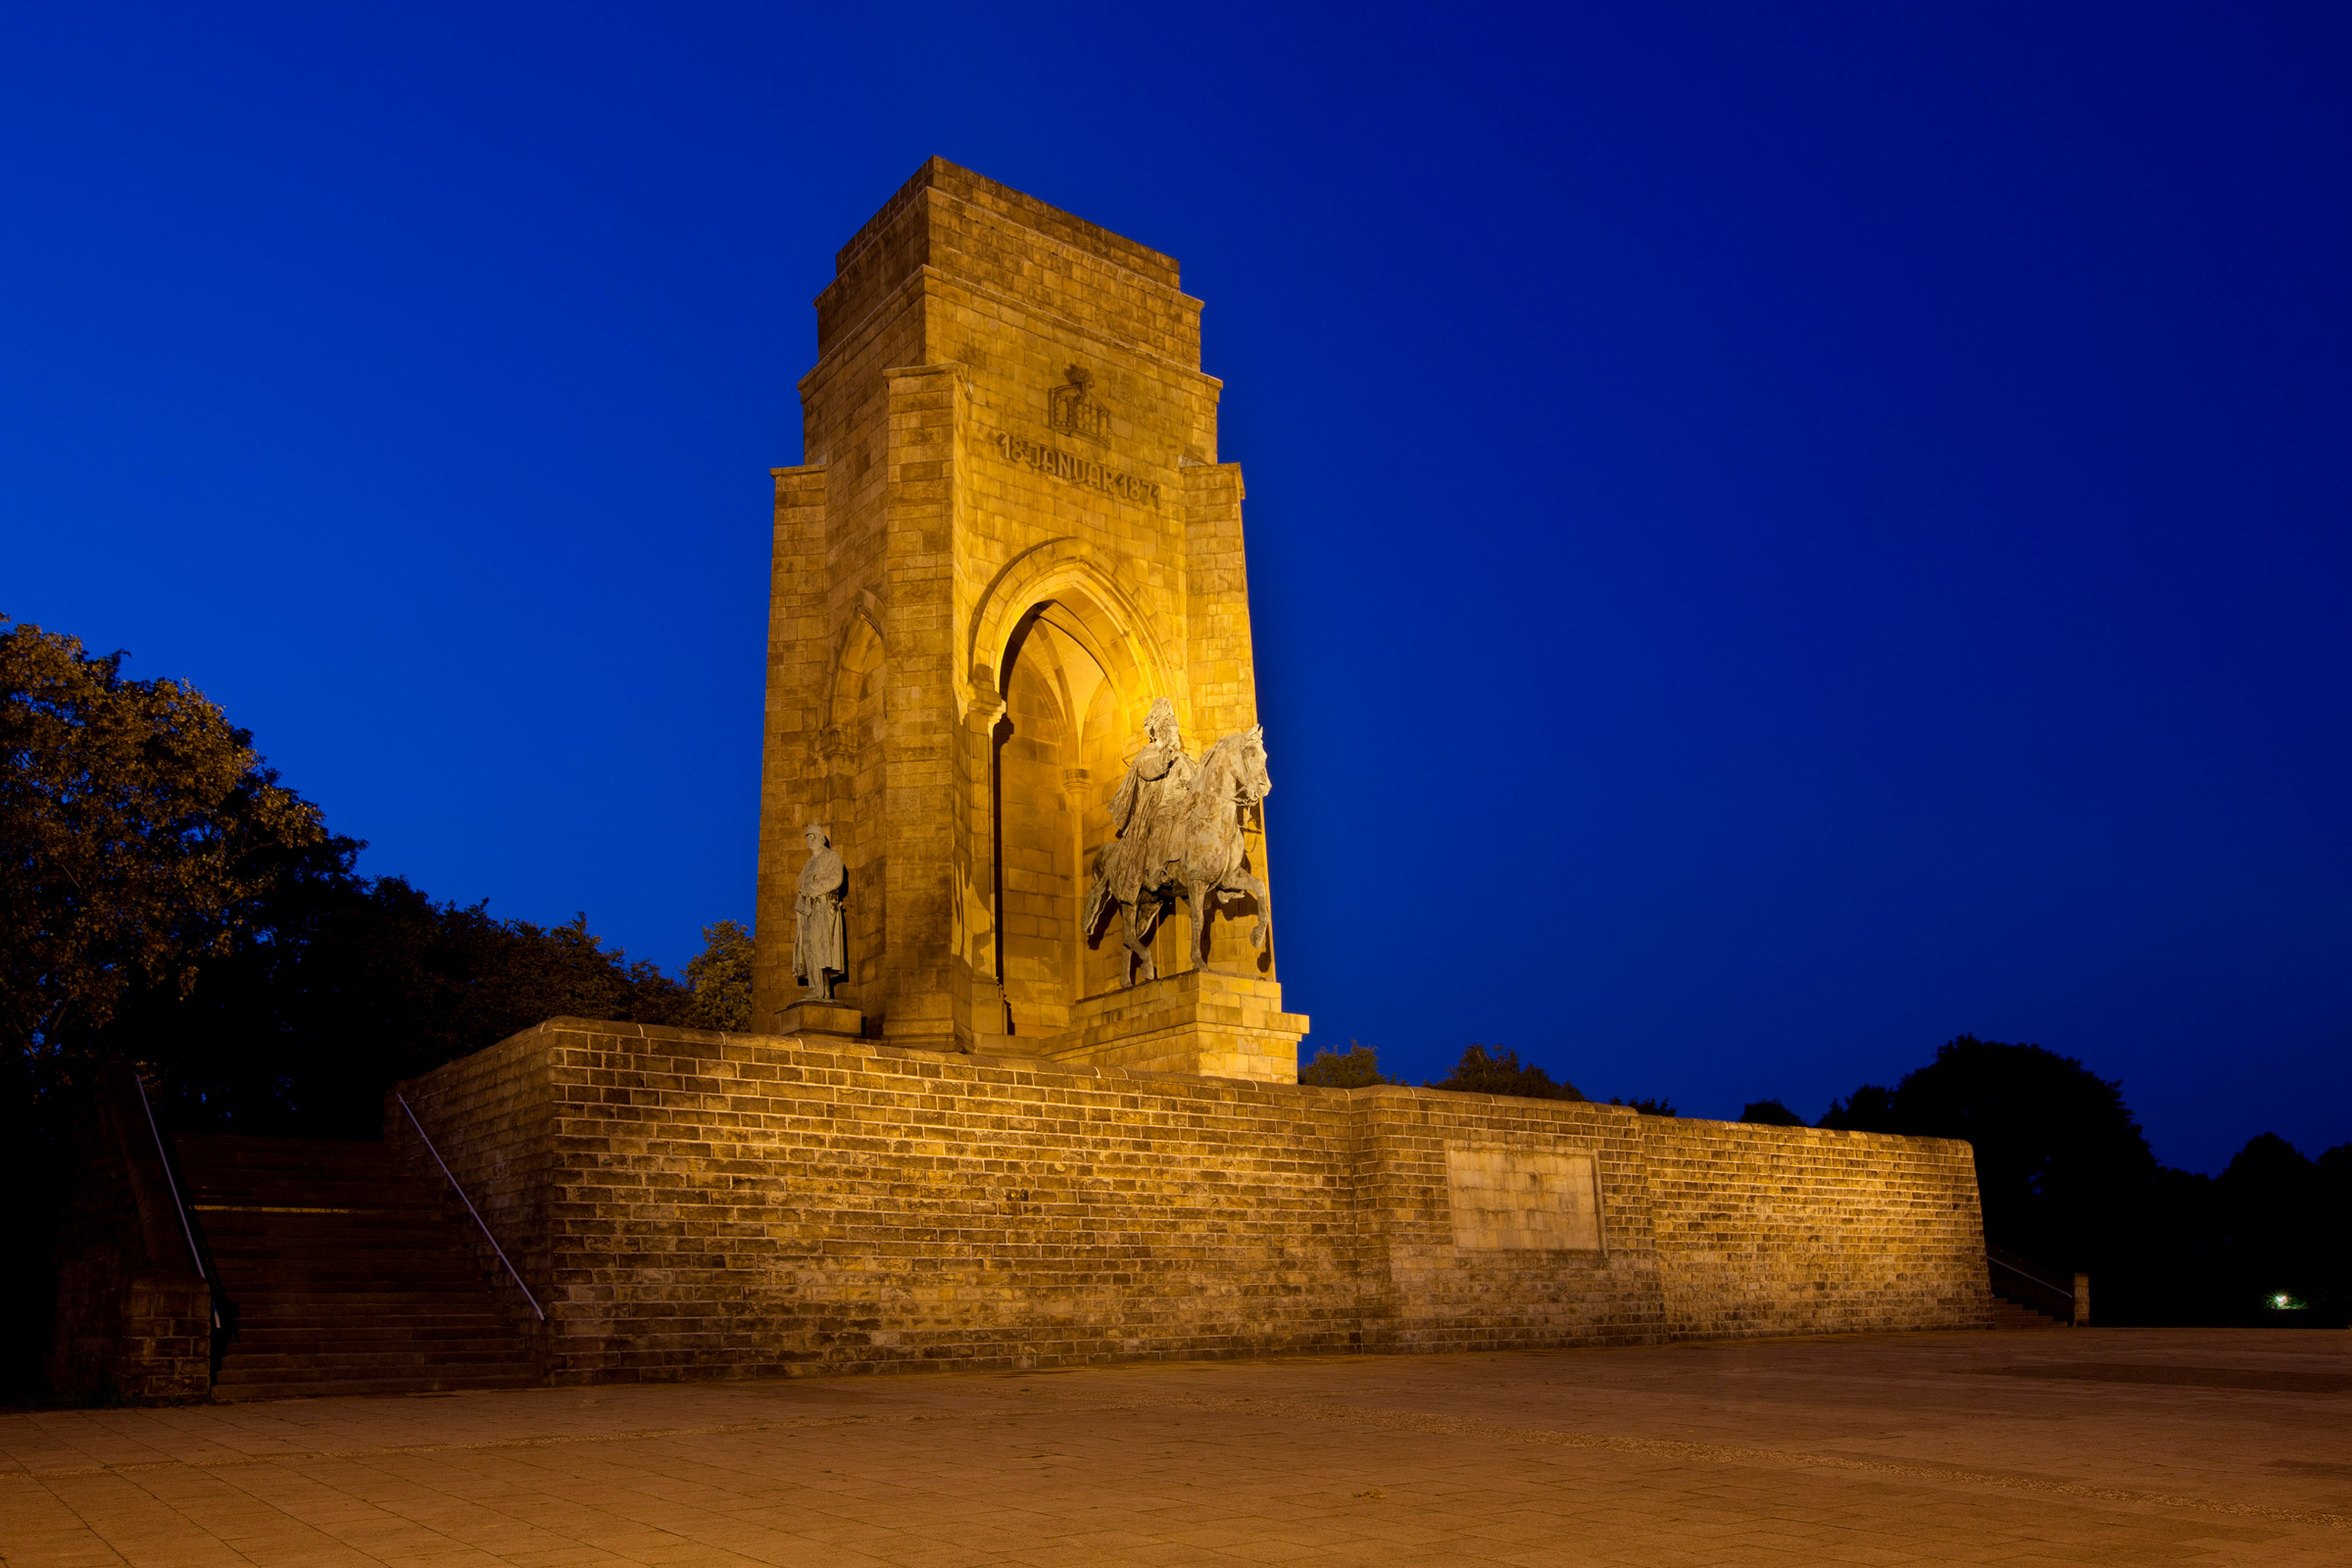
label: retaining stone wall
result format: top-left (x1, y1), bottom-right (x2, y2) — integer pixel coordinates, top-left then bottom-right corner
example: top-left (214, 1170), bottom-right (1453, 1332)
top-left (392, 1019), bottom-right (1992, 1383)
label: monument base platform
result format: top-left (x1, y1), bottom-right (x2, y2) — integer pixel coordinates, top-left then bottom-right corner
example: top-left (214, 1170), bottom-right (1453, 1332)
top-left (778, 999), bottom-right (864, 1040)
top-left (1041, 969), bottom-right (1304, 1082)
top-left (390, 1018), bottom-right (1997, 1387)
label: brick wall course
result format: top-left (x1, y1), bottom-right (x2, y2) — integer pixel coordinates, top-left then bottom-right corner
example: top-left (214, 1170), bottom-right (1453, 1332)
top-left (392, 1020), bottom-right (1994, 1385)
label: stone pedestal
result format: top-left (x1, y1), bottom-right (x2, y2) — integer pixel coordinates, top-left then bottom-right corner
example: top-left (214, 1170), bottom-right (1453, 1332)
top-left (1043, 969), bottom-right (1305, 1083)
top-left (778, 998), bottom-right (865, 1041)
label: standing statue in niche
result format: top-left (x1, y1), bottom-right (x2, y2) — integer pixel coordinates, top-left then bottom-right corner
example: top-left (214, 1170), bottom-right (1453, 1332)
top-left (1083, 700), bottom-right (1273, 985)
top-left (793, 823), bottom-right (847, 1002)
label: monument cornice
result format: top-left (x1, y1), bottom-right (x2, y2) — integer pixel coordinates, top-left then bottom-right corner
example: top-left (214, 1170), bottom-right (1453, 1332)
top-left (797, 265), bottom-right (1223, 406)
top-left (829, 157), bottom-right (1181, 289)
top-left (828, 179), bottom-right (1192, 304)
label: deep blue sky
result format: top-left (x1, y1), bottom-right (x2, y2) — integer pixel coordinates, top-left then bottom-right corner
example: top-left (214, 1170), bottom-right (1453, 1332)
top-left (5, 3), bottom-right (2345, 1171)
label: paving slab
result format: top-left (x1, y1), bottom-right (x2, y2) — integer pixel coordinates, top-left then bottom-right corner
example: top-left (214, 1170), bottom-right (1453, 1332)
top-left (3, 1330), bottom-right (2347, 1565)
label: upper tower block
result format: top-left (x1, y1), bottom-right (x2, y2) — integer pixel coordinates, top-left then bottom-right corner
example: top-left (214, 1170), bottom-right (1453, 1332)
top-left (812, 157), bottom-right (1196, 367)
top-left (754, 159), bottom-right (1301, 1080)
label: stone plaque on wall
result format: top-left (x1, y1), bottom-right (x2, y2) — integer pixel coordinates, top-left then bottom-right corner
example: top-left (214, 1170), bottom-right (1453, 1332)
top-left (1446, 1146), bottom-right (1603, 1251)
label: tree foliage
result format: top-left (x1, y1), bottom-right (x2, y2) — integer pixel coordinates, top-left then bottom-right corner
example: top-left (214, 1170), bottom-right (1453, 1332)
top-left (1609, 1095), bottom-right (1676, 1116)
top-left (1814, 1035), bottom-right (2157, 1277)
top-left (108, 875), bottom-right (693, 1136)
top-left (680, 919), bottom-right (755, 1032)
top-left (1740, 1098), bottom-right (1803, 1126)
top-left (1811, 1034), bottom-right (2350, 1323)
top-left (1430, 1045), bottom-right (1583, 1101)
top-left (2211, 1133), bottom-right (2349, 1320)
top-left (1817, 1083), bottom-right (1895, 1129)
top-left (1, 617), bottom-right (344, 1063)
top-left (1298, 1040), bottom-right (1394, 1088)
top-left (2, 613), bottom-right (744, 1138)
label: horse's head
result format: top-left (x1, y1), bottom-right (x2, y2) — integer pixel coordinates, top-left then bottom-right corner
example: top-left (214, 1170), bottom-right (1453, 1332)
top-left (1223, 724), bottom-right (1270, 806)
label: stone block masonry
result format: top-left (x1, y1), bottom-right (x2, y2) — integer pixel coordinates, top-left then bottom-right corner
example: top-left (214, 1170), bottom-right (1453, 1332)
top-left (391, 1020), bottom-right (1994, 1383)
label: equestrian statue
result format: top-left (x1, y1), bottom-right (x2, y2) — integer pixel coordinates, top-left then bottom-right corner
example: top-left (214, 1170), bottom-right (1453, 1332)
top-left (1080, 698), bottom-right (1273, 985)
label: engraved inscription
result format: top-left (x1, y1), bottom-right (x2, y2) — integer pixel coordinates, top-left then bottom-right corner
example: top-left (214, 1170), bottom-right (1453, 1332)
top-left (993, 429), bottom-right (1162, 506)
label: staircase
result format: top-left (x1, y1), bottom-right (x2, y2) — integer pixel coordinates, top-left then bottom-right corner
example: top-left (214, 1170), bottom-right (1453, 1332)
top-left (1986, 1246), bottom-right (2076, 1330)
top-left (1987, 1296), bottom-right (2068, 1329)
top-left (174, 1135), bottom-right (542, 1400)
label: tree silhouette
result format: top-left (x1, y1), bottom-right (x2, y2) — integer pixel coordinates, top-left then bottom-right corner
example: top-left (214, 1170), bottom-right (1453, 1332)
top-left (1817, 1035), bottom-right (2158, 1280)
top-left (2215, 1133), bottom-right (2345, 1319)
top-left (1298, 1040), bottom-right (1394, 1088)
top-left (1, 616), bottom-right (347, 1070)
top-left (1430, 1045), bottom-right (1583, 1101)
top-left (681, 919), bottom-right (755, 1031)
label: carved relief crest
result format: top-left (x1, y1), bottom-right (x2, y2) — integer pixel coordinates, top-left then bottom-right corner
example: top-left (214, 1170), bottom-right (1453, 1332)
top-left (1048, 365), bottom-right (1109, 442)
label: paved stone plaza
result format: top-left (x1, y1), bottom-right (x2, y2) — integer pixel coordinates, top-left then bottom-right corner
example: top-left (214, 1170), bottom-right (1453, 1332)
top-left (5, 1329), bottom-right (2347, 1566)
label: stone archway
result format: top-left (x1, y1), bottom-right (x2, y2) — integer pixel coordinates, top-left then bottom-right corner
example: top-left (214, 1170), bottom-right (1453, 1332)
top-left (988, 586), bottom-right (1184, 1035)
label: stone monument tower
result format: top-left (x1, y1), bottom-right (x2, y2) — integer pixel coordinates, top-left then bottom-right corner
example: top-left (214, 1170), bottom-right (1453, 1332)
top-left (751, 159), bottom-right (1307, 1082)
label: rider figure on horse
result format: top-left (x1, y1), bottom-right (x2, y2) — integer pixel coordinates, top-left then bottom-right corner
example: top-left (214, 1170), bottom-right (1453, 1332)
top-left (1104, 697), bottom-right (1196, 910)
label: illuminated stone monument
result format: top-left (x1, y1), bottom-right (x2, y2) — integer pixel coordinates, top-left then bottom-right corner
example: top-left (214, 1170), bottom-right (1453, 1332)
top-left (750, 158), bottom-right (1306, 1080)
top-left (379, 164), bottom-right (1997, 1387)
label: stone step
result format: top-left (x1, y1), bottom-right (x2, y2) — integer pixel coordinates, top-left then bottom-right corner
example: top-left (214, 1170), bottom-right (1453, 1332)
top-left (196, 1203), bottom-right (428, 1218)
top-left (214, 1262), bottom-right (499, 1282)
top-left (220, 1347), bottom-right (533, 1374)
top-left (221, 1325), bottom-right (531, 1348)
top-left (1988, 1297), bottom-right (2067, 1328)
top-left (219, 1345), bottom-right (531, 1363)
top-left (207, 1241), bottom-right (484, 1258)
top-left (208, 1263), bottom-right (481, 1282)
top-left (203, 1233), bottom-right (474, 1252)
top-left (232, 1333), bottom-right (527, 1354)
top-left (212, 1369), bottom-right (542, 1401)
top-left (229, 1313), bottom-right (516, 1336)
top-left (236, 1324), bottom-right (522, 1346)
top-left (220, 1295), bottom-right (513, 1316)
top-left (201, 1258), bottom-right (488, 1278)
top-left (230, 1298), bottom-right (513, 1316)
top-left (178, 1151), bottom-right (409, 1169)
top-left (199, 1209), bottom-right (430, 1224)
top-left (187, 1186), bottom-right (427, 1205)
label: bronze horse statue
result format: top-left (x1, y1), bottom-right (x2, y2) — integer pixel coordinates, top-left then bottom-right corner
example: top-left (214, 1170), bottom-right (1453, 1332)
top-left (1081, 726), bottom-right (1272, 984)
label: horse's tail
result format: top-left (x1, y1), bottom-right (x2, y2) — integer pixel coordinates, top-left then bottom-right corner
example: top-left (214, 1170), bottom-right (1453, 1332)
top-left (1080, 841), bottom-right (1114, 938)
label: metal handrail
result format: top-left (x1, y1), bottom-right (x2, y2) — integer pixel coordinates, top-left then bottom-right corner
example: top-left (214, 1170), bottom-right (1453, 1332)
top-left (397, 1094), bottom-right (544, 1322)
top-left (131, 1071), bottom-right (218, 1329)
top-left (1986, 1247), bottom-right (2074, 1300)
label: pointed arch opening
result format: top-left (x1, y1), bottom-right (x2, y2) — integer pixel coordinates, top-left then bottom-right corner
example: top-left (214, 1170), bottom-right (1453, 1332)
top-left (990, 588), bottom-right (1177, 1034)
